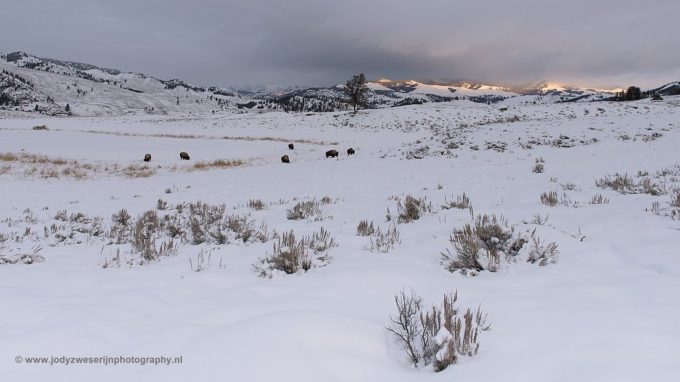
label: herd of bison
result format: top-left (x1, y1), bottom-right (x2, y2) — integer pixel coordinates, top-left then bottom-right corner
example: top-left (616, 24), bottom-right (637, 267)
top-left (141, 145), bottom-right (355, 163)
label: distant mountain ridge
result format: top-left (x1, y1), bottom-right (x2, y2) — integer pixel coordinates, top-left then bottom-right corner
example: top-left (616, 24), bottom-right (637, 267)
top-left (0, 50), bottom-right (677, 116)
top-left (0, 51), bottom-right (245, 116)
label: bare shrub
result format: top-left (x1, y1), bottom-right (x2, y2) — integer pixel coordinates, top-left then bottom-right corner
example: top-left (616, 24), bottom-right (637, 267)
top-left (397, 195), bottom-right (432, 223)
top-left (190, 217), bottom-right (207, 244)
top-left (386, 289), bottom-right (423, 367)
top-left (305, 227), bottom-right (338, 253)
top-left (526, 230), bottom-right (559, 266)
top-left (671, 190), bottom-right (680, 208)
top-left (474, 214), bottom-right (513, 248)
top-left (159, 201), bottom-right (270, 245)
top-left (596, 172), bottom-right (665, 195)
top-left (441, 214), bottom-right (521, 273)
top-left (442, 225), bottom-right (482, 272)
top-left (370, 224), bottom-right (401, 253)
top-left (255, 231), bottom-right (308, 276)
top-left (225, 213), bottom-right (269, 243)
top-left (529, 213), bottom-right (549, 225)
top-left (561, 182), bottom-right (578, 191)
top-left (356, 219), bottom-right (376, 236)
top-left (532, 163), bottom-right (544, 173)
top-left (247, 199), bottom-right (266, 211)
top-left (156, 199), bottom-right (168, 210)
top-left (540, 191), bottom-right (558, 207)
top-left (254, 228), bottom-right (336, 277)
top-left (32, 125), bottom-right (48, 130)
top-left (54, 209), bottom-right (68, 221)
top-left (590, 194), bottom-right (609, 204)
top-left (131, 210), bottom-right (162, 261)
top-left (639, 178), bottom-right (662, 196)
top-left (442, 193), bottom-right (471, 210)
top-left (109, 209), bottom-right (132, 244)
top-left (387, 289), bottom-right (489, 372)
top-left (286, 200), bottom-right (322, 220)
top-left (596, 173), bottom-right (636, 194)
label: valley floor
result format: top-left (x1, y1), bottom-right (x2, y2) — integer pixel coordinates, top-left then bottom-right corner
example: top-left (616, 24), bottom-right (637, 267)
top-left (1, 99), bottom-right (679, 381)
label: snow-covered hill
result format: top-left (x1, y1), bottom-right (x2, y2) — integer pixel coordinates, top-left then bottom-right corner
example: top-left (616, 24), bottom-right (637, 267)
top-left (0, 51), bottom-right (244, 116)
top-left (1, 50), bottom-right (676, 116)
top-left (261, 79), bottom-right (625, 112)
top-left (650, 81), bottom-right (680, 96)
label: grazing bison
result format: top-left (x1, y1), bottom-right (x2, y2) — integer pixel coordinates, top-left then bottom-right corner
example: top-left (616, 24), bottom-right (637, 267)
top-left (180, 151), bottom-right (190, 160)
top-left (143, 153), bottom-right (151, 162)
top-left (288, 143), bottom-right (294, 150)
top-left (346, 148), bottom-right (355, 156)
top-left (325, 149), bottom-right (339, 158)
top-left (281, 155), bottom-right (290, 163)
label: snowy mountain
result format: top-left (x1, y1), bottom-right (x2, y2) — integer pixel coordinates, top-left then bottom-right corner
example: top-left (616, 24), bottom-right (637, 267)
top-left (259, 79), bottom-right (625, 112)
top-left (0, 51), bottom-right (244, 116)
top-left (0, 50), bottom-right (673, 116)
top-left (649, 81), bottom-right (680, 96)
top-left (509, 82), bottom-right (621, 103)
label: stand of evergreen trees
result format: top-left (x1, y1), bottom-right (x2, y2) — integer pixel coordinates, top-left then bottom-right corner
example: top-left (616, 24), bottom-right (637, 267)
top-left (612, 85), bottom-right (661, 101)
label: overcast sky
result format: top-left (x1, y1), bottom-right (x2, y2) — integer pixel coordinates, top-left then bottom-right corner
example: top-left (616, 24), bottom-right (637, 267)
top-left (1, 0), bottom-right (678, 89)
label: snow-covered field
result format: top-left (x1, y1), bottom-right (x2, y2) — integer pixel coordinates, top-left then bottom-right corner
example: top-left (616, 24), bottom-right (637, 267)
top-left (1, 99), bottom-right (679, 381)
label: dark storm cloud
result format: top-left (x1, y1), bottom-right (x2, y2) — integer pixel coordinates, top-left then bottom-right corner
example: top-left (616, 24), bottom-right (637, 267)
top-left (1, 0), bottom-right (678, 88)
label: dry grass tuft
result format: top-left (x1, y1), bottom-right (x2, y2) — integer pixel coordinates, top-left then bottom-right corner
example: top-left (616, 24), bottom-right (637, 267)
top-left (526, 229), bottom-right (559, 266)
top-left (441, 214), bottom-right (522, 273)
top-left (590, 194), bottom-right (609, 204)
top-left (247, 199), bottom-right (266, 211)
top-left (0, 152), bottom-right (19, 162)
top-left (191, 159), bottom-right (247, 171)
top-left (396, 195), bottom-right (432, 223)
top-left (370, 224), bottom-right (401, 253)
top-left (121, 164), bottom-right (156, 178)
top-left (540, 191), bottom-right (559, 207)
top-left (254, 228), bottom-right (337, 277)
top-left (286, 199), bottom-right (323, 220)
top-left (356, 219), bottom-right (376, 236)
top-left (442, 193), bottom-right (471, 210)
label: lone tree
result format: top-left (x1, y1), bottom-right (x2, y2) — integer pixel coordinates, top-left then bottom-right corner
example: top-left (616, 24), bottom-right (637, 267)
top-left (344, 73), bottom-right (369, 113)
top-left (625, 86), bottom-right (642, 101)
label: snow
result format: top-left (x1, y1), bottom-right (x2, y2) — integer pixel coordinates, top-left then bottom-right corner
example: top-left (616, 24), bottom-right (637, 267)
top-left (1, 97), bottom-right (680, 381)
top-left (0, 56), bottom-right (243, 117)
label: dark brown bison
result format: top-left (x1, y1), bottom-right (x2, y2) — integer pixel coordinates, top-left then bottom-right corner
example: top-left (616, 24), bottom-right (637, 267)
top-left (180, 152), bottom-right (190, 160)
top-left (346, 148), bottom-right (355, 155)
top-left (281, 155), bottom-right (290, 163)
top-left (325, 149), bottom-right (339, 158)
top-left (143, 153), bottom-right (151, 162)
top-left (288, 143), bottom-right (294, 150)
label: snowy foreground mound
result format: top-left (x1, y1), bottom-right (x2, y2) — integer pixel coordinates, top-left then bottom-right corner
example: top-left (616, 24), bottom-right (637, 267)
top-left (1, 99), bottom-right (679, 381)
